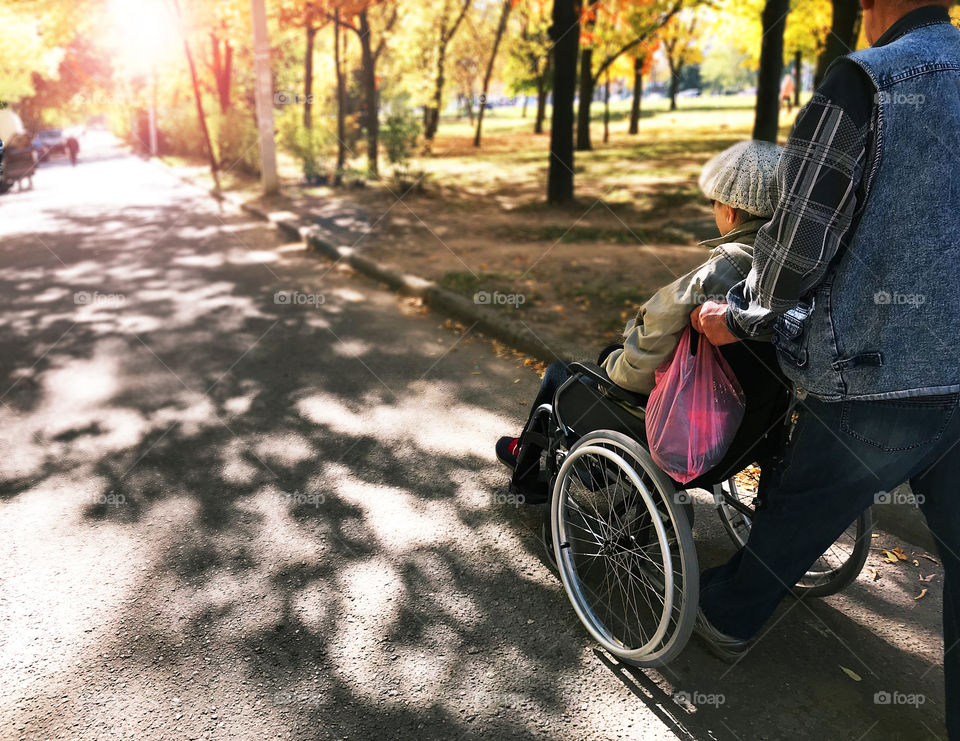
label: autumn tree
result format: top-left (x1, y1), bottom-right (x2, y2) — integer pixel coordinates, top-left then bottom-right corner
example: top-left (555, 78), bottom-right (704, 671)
top-left (504, 0), bottom-right (552, 134)
top-left (474, 0), bottom-right (514, 147)
top-left (576, 0), bottom-right (683, 151)
top-left (628, 39), bottom-right (657, 134)
top-left (813, 0), bottom-right (861, 88)
top-left (422, 0), bottom-right (473, 142)
top-left (659, 9), bottom-right (702, 111)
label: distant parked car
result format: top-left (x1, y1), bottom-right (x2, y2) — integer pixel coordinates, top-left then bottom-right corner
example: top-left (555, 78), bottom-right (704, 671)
top-left (677, 88), bottom-right (702, 98)
top-left (34, 128), bottom-right (66, 158)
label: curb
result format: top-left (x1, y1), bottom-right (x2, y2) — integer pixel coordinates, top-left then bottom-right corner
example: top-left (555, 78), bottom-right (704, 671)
top-left (239, 201), bottom-right (582, 364)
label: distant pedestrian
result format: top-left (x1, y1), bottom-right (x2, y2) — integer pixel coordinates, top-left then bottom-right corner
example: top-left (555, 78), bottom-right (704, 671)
top-left (66, 136), bottom-right (79, 166)
top-left (780, 73), bottom-right (795, 112)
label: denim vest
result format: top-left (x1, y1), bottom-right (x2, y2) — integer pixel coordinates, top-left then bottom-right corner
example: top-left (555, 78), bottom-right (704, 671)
top-left (775, 21), bottom-right (960, 401)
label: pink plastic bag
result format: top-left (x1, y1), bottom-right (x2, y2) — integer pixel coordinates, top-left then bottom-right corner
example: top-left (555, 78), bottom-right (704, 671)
top-left (644, 327), bottom-right (745, 484)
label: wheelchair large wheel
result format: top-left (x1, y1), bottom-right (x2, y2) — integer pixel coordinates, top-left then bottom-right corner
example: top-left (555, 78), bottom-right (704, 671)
top-left (551, 430), bottom-right (698, 667)
top-left (715, 467), bottom-right (872, 598)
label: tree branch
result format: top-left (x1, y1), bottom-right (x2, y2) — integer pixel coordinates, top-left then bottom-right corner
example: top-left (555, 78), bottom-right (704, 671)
top-left (590, 0), bottom-right (683, 85)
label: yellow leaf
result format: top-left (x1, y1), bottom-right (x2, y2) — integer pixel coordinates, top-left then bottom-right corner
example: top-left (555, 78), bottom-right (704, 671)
top-left (915, 588), bottom-right (928, 600)
top-left (840, 666), bottom-right (862, 682)
top-left (881, 550), bottom-right (900, 564)
top-left (892, 547), bottom-right (909, 561)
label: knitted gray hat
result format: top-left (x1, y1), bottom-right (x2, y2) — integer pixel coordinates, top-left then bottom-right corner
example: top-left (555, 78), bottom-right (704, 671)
top-left (698, 140), bottom-right (782, 217)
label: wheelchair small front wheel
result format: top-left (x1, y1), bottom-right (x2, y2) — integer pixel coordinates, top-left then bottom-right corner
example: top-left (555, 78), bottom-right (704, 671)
top-left (715, 467), bottom-right (872, 598)
top-left (551, 431), bottom-right (698, 667)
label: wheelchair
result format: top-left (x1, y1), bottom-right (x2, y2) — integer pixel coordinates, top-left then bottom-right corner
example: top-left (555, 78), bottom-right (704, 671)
top-left (511, 340), bottom-right (873, 667)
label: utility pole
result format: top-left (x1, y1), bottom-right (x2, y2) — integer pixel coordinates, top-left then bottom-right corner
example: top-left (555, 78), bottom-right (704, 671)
top-left (251, 0), bottom-right (278, 194)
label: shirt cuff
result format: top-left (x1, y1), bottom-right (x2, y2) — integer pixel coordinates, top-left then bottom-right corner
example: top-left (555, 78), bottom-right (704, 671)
top-left (724, 306), bottom-right (753, 341)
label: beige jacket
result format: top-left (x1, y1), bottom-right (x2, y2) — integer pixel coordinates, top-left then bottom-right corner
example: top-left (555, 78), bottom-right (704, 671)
top-left (602, 219), bottom-right (769, 394)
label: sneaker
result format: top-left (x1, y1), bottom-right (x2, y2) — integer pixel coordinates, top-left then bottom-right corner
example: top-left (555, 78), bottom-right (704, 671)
top-left (496, 436), bottom-right (520, 470)
top-left (693, 608), bottom-right (750, 663)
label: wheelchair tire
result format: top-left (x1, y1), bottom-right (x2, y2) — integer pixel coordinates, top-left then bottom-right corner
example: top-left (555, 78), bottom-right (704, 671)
top-left (551, 430), bottom-right (698, 667)
top-left (715, 472), bottom-right (873, 598)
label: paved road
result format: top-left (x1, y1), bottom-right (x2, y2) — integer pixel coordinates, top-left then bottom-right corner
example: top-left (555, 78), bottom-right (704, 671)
top-left (0, 142), bottom-right (950, 740)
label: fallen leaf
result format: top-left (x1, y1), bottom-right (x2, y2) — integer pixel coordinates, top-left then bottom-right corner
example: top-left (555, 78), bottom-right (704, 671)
top-left (868, 567), bottom-right (880, 581)
top-left (892, 547), bottom-right (909, 561)
top-left (922, 574), bottom-right (936, 583)
top-left (912, 559), bottom-right (920, 567)
top-left (922, 553), bottom-right (940, 565)
top-left (880, 550), bottom-right (900, 564)
top-left (840, 666), bottom-right (862, 682)
top-left (915, 588), bottom-right (928, 600)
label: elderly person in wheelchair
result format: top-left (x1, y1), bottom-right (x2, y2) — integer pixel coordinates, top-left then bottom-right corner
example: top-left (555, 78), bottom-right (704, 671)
top-left (495, 140), bottom-right (872, 665)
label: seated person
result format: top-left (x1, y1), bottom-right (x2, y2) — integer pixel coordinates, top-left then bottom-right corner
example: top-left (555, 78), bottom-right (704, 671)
top-left (496, 140), bottom-right (788, 500)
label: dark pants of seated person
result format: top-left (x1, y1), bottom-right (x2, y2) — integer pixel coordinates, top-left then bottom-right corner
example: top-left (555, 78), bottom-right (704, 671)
top-left (698, 393), bottom-right (960, 739)
top-left (511, 345), bottom-right (622, 501)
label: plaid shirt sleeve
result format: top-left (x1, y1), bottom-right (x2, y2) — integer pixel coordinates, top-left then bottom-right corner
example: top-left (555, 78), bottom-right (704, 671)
top-left (725, 64), bottom-right (875, 339)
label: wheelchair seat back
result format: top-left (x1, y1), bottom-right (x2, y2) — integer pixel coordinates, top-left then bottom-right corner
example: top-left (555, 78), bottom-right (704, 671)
top-left (555, 338), bottom-right (793, 489)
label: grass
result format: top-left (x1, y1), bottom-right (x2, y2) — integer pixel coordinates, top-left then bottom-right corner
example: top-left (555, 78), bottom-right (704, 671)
top-left (163, 94), bottom-right (803, 352)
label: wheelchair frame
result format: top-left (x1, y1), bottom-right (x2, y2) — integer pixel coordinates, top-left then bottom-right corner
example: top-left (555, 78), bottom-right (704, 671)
top-left (530, 361), bottom-right (872, 666)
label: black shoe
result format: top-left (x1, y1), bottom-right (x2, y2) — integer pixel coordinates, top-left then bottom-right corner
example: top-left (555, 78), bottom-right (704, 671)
top-left (693, 608), bottom-right (750, 663)
top-left (496, 436), bottom-right (519, 470)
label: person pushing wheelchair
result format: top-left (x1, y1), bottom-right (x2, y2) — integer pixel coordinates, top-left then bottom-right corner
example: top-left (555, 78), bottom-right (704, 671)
top-left (691, 1), bottom-right (960, 737)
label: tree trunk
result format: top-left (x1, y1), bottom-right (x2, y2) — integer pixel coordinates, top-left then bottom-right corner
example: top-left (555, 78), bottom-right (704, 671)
top-left (211, 34), bottom-right (232, 114)
top-left (334, 10), bottom-right (346, 183)
top-left (474, 0), bottom-right (512, 147)
top-left (794, 49), bottom-right (802, 107)
top-left (424, 47), bottom-right (446, 141)
top-left (575, 46), bottom-right (593, 151)
top-left (602, 72), bottom-right (610, 144)
top-left (181, 22), bottom-right (219, 189)
top-left (668, 60), bottom-right (680, 111)
top-left (629, 55), bottom-right (643, 135)
top-left (304, 25), bottom-right (316, 129)
top-left (752, 0), bottom-right (790, 142)
top-left (534, 55), bottom-right (550, 134)
top-left (521, 95), bottom-right (527, 118)
top-left (465, 93), bottom-right (474, 124)
top-left (425, 0), bottom-right (471, 143)
top-left (358, 9), bottom-right (378, 178)
top-left (814, 0), bottom-right (862, 89)
top-left (548, 0), bottom-right (579, 203)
